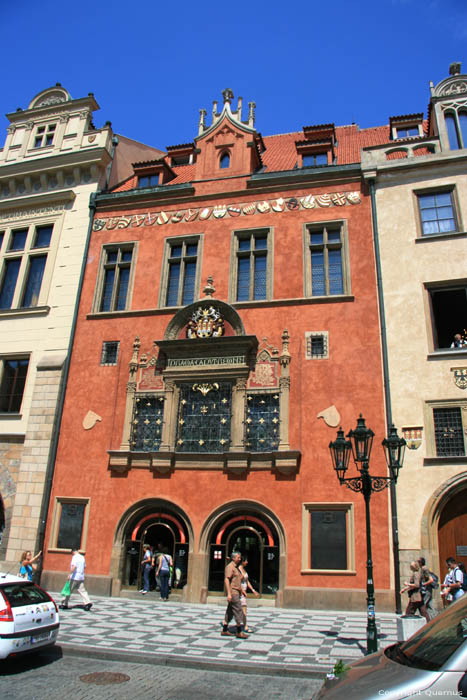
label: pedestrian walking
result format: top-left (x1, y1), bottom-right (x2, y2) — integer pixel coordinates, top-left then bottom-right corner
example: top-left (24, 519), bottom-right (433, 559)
top-left (223, 557), bottom-right (259, 633)
top-left (401, 560), bottom-right (430, 622)
top-left (417, 556), bottom-right (436, 619)
top-left (155, 546), bottom-right (172, 601)
top-left (60, 548), bottom-right (92, 611)
top-left (139, 544), bottom-right (152, 595)
top-left (221, 551), bottom-right (248, 639)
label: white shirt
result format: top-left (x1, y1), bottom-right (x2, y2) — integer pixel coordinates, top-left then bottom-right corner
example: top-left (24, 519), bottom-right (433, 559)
top-left (70, 552), bottom-right (86, 581)
top-left (453, 568), bottom-right (465, 601)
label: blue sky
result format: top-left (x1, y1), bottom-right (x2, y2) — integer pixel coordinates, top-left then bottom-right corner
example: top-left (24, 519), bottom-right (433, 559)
top-left (2, 0), bottom-right (466, 149)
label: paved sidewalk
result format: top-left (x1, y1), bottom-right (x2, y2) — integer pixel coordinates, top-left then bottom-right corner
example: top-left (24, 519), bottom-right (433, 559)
top-left (52, 592), bottom-right (399, 678)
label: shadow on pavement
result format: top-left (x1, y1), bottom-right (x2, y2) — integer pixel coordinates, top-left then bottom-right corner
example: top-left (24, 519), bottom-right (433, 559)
top-left (0, 645), bottom-right (63, 675)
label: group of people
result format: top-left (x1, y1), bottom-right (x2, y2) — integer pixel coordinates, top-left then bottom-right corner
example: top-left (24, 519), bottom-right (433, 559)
top-left (140, 543), bottom-right (173, 601)
top-left (221, 551), bottom-right (259, 639)
top-left (402, 555), bottom-right (465, 622)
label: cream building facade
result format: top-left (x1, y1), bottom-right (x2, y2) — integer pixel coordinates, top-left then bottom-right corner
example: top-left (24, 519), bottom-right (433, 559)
top-left (362, 63), bottom-right (467, 591)
top-left (0, 85), bottom-right (163, 570)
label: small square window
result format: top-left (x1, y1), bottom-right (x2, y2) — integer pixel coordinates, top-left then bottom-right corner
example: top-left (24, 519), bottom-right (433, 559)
top-left (396, 126), bottom-right (419, 138)
top-left (34, 124), bottom-right (56, 148)
top-left (305, 332), bottom-right (329, 359)
top-left (101, 341), bottom-right (120, 365)
top-left (424, 400), bottom-right (467, 460)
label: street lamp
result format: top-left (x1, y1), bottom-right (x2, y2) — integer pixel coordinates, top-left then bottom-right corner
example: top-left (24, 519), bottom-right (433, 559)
top-left (329, 415), bottom-right (406, 654)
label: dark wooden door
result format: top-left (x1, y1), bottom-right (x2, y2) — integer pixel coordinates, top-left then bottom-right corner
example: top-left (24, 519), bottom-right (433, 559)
top-left (438, 488), bottom-right (467, 577)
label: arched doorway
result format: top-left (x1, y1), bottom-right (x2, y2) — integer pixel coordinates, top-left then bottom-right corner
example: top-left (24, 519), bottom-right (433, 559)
top-left (208, 510), bottom-right (281, 595)
top-left (438, 486), bottom-right (467, 574)
top-left (119, 503), bottom-right (191, 591)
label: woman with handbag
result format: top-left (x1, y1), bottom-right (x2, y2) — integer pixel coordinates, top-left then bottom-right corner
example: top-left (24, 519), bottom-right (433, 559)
top-left (401, 560), bottom-right (430, 622)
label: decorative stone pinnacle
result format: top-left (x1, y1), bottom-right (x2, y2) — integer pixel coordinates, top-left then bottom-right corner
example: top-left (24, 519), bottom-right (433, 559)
top-left (198, 108), bottom-right (207, 135)
top-left (202, 276), bottom-right (216, 298)
top-left (248, 101), bottom-right (256, 127)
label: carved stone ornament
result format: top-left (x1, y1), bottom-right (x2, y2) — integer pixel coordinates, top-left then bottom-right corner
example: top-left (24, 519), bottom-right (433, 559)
top-left (38, 95), bottom-right (66, 106)
top-left (402, 426), bottom-right (423, 450)
top-left (452, 368), bottom-right (467, 390)
top-left (317, 405), bottom-right (340, 428)
top-left (82, 410), bottom-right (102, 430)
top-left (441, 81), bottom-right (467, 96)
top-left (186, 306), bottom-right (225, 339)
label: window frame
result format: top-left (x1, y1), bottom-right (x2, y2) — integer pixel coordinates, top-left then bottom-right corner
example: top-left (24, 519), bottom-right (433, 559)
top-left (32, 123), bottom-right (57, 149)
top-left (0, 355), bottom-right (30, 415)
top-left (48, 497), bottom-right (90, 553)
top-left (424, 399), bottom-right (467, 460)
top-left (305, 331), bottom-right (329, 359)
top-left (415, 187), bottom-right (460, 238)
top-left (303, 220), bottom-right (350, 298)
top-left (137, 173), bottom-right (160, 188)
top-left (424, 282), bottom-right (467, 351)
top-left (229, 227), bottom-right (273, 303)
top-left (301, 502), bottom-right (355, 574)
top-left (0, 222), bottom-right (55, 312)
top-left (301, 152), bottom-right (329, 167)
top-left (444, 108), bottom-right (467, 150)
top-left (93, 242), bottom-right (137, 313)
top-left (101, 341), bottom-right (120, 365)
top-left (158, 235), bottom-right (202, 309)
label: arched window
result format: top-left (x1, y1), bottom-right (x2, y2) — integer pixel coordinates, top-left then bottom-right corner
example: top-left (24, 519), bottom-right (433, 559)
top-left (445, 113), bottom-right (460, 150)
top-left (459, 110), bottom-right (467, 149)
top-left (219, 152), bottom-right (230, 169)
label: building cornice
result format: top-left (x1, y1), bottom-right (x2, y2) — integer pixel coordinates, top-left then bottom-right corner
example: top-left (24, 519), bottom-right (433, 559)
top-left (0, 147), bottom-right (112, 181)
top-left (362, 149), bottom-right (467, 180)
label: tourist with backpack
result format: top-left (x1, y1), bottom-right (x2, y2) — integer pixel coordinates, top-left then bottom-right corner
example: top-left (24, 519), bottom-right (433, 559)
top-left (444, 557), bottom-right (465, 602)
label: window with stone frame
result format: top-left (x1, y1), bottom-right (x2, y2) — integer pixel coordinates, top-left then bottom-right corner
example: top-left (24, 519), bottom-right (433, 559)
top-left (33, 123), bottom-right (56, 148)
top-left (109, 303), bottom-right (298, 476)
top-left (245, 392), bottom-right (280, 451)
top-left (424, 400), bottom-right (467, 459)
top-left (305, 331), bottom-right (329, 359)
top-left (417, 189), bottom-right (459, 236)
top-left (445, 108), bottom-right (467, 150)
top-left (304, 222), bottom-right (349, 298)
top-left (426, 283), bottom-right (467, 349)
top-left (0, 356), bottom-right (29, 413)
top-left (0, 223), bottom-right (53, 310)
top-left (232, 228), bottom-right (272, 302)
top-left (101, 341), bottom-right (120, 365)
top-left (161, 237), bottom-right (200, 308)
top-left (95, 243), bottom-right (135, 312)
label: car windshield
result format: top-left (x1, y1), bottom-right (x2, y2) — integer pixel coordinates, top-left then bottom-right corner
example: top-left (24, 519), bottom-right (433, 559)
top-left (385, 597), bottom-right (467, 671)
top-left (0, 582), bottom-right (51, 608)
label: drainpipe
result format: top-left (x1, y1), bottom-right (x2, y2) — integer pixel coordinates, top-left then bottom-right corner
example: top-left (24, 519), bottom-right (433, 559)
top-left (368, 175), bottom-right (402, 614)
top-left (34, 192), bottom-right (97, 580)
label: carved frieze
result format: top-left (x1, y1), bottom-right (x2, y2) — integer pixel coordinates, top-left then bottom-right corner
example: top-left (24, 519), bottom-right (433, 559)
top-left (93, 190), bottom-right (362, 231)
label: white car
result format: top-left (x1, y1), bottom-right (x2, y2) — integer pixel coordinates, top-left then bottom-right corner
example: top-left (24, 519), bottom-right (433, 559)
top-left (0, 573), bottom-right (59, 659)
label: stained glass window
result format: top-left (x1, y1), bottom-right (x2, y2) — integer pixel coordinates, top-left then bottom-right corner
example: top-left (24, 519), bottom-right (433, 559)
top-left (176, 382), bottom-right (231, 452)
top-left (245, 393), bottom-right (280, 452)
top-left (131, 395), bottom-right (165, 452)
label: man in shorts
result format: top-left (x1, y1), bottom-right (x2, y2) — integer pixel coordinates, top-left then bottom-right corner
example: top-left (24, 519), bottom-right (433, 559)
top-left (221, 551), bottom-right (248, 639)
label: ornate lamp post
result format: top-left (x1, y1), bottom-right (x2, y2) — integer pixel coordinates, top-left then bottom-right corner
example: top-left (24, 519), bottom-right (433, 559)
top-left (329, 416), bottom-right (406, 654)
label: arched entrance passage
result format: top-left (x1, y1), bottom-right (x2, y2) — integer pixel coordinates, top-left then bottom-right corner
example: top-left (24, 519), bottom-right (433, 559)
top-left (420, 471), bottom-right (467, 579)
top-left (113, 500), bottom-right (192, 591)
top-left (205, 505), bottom-right (283, 595)
top-left (438, 486), bottom-right (467, 573)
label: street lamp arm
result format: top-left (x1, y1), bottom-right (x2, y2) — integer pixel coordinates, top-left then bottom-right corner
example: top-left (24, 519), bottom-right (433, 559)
top-left (338, 475), bottom-right (394, 494)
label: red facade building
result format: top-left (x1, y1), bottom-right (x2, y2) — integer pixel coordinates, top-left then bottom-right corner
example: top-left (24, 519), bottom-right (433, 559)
top-left (42, 90), bottom-right (393, 610)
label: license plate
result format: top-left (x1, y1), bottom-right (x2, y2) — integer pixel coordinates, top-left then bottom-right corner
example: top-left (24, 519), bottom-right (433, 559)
top-left (31, 632), bottom-right (50, 644)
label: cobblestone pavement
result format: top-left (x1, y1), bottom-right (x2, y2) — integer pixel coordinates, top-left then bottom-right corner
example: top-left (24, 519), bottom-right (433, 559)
top-left (1, 649), bottom-right (323, 700)
top-left (50, 592), bottom-right (399, 678)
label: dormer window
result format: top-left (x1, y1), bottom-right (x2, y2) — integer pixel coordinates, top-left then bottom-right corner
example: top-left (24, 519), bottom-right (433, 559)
top-left (390, 114), bottom-right (423, 141)
top-left (395, 126), bottom-right (419, 138)
top-left (34, 123), bottom-right (56, 148)
top-left (137, 174), bottom-right (159, 188)
top-left (445, 110), bottom-right (467, 150)
top-left (220, 152), bottom-right (230, 169)
top-left (171, 155), bottom-right (191, 166)
top-left (302, 152), bottom-right (328, 167)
